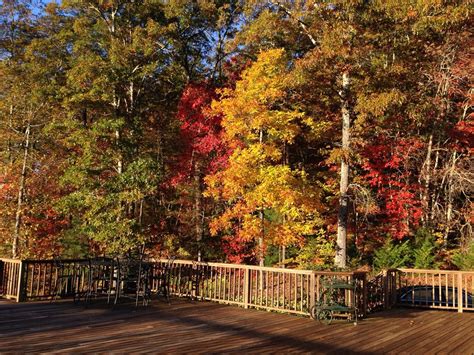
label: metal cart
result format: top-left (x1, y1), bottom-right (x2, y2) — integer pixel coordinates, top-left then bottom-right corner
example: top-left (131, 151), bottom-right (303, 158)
top-left (310, 278), bottom-right (358, 325)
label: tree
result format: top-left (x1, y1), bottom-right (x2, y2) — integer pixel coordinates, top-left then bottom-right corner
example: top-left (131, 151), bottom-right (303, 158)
top-left (56, 0), bottom-right (178, 254)
top-left (56, 0), bottom-right (243, 256)
top-left (231, 0), bottom-right (472, 268)
top-left (0, 2), bottom-right (72, 257)
top-left (205, 48), bottom-right (322, 265)
top-left (172, 82), bottom-right (229, 260)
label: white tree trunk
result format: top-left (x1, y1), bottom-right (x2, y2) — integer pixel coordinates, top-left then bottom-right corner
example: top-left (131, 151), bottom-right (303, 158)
top-left (13, 122), bottom-right (30, 259)
top-left (444, 151), bottom-right (457, 248)
top-left (335, 72), bottom-right (350, 268)
top-left (421, 134), bottom-right (433, 224)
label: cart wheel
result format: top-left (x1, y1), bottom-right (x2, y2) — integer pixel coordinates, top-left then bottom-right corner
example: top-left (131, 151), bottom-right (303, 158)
top-left (317, 309), bottom-right (333, 325)
top-left (317, 309), bottom-right (332, 325)
top-left (309, 301), bottom-right (325, 320)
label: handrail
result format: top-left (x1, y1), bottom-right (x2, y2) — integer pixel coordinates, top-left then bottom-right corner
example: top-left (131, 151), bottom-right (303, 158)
top-left (0, 258), bottom-right (22, 264)
top-left (0, 257), bottom-right (368, 317)
top-left (399, 268), bottom-right (474, 274)
top-left (3, 259), bottom-right (471, 315)
top-left (152, 259), bottom-right (367, 317)
top-left (395, 268), bottom-right (473, 313)
top-left (154, 259), bottom-right (362, 276)
top-left (154, 259), bottom-right (314, 274)
top-left (0, 258), bottom-right (24, 301)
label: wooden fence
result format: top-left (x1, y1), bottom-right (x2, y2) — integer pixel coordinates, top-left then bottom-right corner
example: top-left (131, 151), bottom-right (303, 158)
top-left (365, 269), bottom-right (398, 312)
top-left (0, 258), bottom-right (114, 302)
top-left (0, 258), bottom-right (367, 317)
top-left (396, 268), bottom-right (474, 313)
top-left (2, 257), bottom-right (472, 314)
top-left (0, 259), bottom-right (23, 301)
top-left (151, 259), bottom-right (367, 317)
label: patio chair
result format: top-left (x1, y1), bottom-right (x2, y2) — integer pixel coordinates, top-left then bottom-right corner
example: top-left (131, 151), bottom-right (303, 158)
top-left (153, 257), bottom-right (175, 304)
top-left (51, 259), bottom-right (73, 302)
top-left (85, 257), bottom-right (115, 304)
top-left (113, 252), bottom-right (151, 306)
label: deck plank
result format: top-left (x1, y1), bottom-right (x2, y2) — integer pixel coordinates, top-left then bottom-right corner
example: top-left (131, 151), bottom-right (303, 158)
top-left (0, 299), bottom-right (472, 353)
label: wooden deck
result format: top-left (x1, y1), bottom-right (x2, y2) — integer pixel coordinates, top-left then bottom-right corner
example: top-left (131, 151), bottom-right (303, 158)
top-left (1, 298), bottom-right (473, 353)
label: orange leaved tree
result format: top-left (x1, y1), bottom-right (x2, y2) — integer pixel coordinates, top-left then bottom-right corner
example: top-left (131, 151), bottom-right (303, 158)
top-left (205, 49), bottom-right (324, 265)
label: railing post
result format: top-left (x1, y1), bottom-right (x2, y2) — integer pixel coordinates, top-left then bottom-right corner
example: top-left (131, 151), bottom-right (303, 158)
top-left (0, 260), bottom-right (4, 296)
top-left (392, 270), bottom-right (398, 307)
top-left (16, 260), bottom-right (26, 302)
top-left (382, 270), bottom-right (388, 310)
top-left (457, 272), bottom-right (463, 313)
top-left (387, 270), bottom-right (392, 310)
top-left (389, 270), bottom-right (396, 309)
top-left (362, 273), bottom-right (368, 317)
top-left (243, 268), bottom-right (250, 309)
top-left (309, 271), bottom-right (315, 314)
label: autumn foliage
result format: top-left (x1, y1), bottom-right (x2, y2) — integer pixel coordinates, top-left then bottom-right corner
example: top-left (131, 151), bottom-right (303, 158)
top-left (0, 0), bottom-right (472, 269)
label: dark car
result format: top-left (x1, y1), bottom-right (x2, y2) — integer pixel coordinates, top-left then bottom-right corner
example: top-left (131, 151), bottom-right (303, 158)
top-left (398, 285), bottom-right (473, 308)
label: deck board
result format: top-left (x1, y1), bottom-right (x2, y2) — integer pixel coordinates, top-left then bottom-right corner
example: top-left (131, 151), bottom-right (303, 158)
top-left (0, 299), bottom-right (472, 353)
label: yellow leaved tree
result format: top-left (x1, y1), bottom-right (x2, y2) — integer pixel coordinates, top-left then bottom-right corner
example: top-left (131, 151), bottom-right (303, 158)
top-left (205, 48), bottom-right (323, 265)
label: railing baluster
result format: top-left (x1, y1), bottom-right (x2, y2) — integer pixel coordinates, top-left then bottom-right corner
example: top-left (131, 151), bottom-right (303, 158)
top-left (300, 274), bottom-right (303, 312)
top-left (277, 272), bottom-right (280, 308)
top-left (457, 272), bottom-right (463, 313)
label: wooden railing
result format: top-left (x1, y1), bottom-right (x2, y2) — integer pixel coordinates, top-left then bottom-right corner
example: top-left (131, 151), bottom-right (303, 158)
top-left (1, 257), bottom-right (368, 317)
top-left (365, 269), bottom-right (398, 312)
top-left (23, 259), bottom-right (97, 300)
top-left (9, 258), bottom-right (473, 315)
top-left (396, 268), bottom-right (474, 313)
top-left (0, 258), bottom-right (113, 302)
top-left (151, 259), bottom-right (368, 317)
top-left (0, 259), bottom-right (23, 301)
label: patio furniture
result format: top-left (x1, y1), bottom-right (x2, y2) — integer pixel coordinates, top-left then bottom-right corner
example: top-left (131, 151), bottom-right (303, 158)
top-left (51, 260), bottom-right (74, 301)
top-left (310, 278), bottom-right (358, 325)
top-left (113, 254), bottom-right (151, 306)
top-left (152, 257), bottom-right (175, 303)
top-left (85, 258), bottom-right (115, 303)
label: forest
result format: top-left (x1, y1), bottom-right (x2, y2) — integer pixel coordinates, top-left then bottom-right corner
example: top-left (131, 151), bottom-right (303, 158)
top-left (0, 0), bottom-right (472, 271)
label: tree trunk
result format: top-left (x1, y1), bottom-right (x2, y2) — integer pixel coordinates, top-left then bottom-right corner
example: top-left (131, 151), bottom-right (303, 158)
top-left (6, 104), bottom-right (13, 169)
top-left (430, 143), bottom-right (441, 223)
top-left (444, 151), bottom-right (457, 249)
top-left (335, 72), bottom-right (350, 268)
top-left (138, 198), bottom-right (144, 226)
top-left (259, 129), bottom-right (264, 267)
top-left (12, 122), bottom-right (30, 259)
top-left (194, 161), bottom-right (203, 261)
top-left (420, 134), bottom-right (433, 225)
top-left (113, 93), bottom-right (123, 174)
top-left (259, 211), bottom-right (264, 267)
top-left (281, 245), bottom-right (286, 268)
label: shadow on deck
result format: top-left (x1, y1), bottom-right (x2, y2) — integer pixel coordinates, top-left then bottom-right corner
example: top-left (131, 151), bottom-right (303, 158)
top-left (1, 298), bottom-right (473, 353)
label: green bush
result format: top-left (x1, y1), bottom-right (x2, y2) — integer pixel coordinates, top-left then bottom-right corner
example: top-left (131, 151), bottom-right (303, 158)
top-left (373, 229), bottom-right (441, 271)
top-left (413, 229), bottom-right (438, 269)
top-left (373, 239), bottom-right (412, 271)
top-left (452, 241), bottom-right (474, 270)
top-left (294, 231), bottom-right (334, 270)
